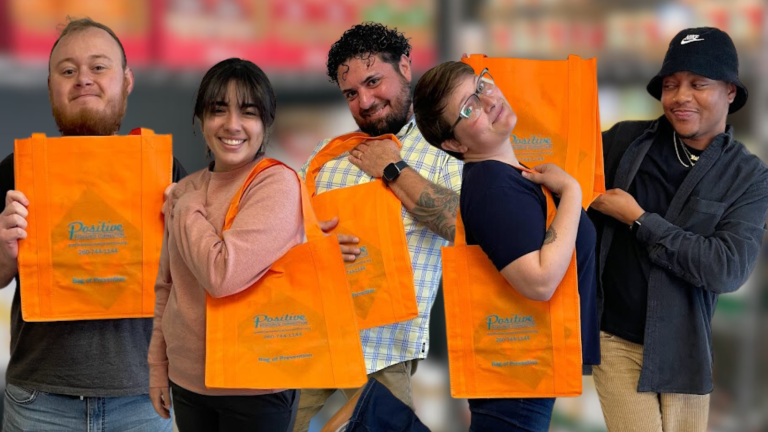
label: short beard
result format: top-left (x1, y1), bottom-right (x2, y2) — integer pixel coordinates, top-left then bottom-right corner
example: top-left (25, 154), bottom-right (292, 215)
top-left (51, 82), bottom-right (129, 136)
top-left (676, 130), bottom-right (698, 140)
top-left (356, 75), bottom-right (413, 137)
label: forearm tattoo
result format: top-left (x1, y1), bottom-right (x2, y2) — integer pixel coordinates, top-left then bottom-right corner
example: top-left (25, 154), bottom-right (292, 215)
top-left (410, 183), bottom-right (459, 241)
top-left (543, 227), bottom-right (557, 245)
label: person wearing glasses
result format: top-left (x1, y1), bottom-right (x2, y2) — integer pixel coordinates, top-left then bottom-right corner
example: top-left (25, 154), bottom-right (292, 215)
top-left (411, 61), bottom-right (600, 431)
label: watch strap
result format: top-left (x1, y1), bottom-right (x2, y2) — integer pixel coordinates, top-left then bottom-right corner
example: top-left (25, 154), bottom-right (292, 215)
top-left (630, 220), bottom-right (640, 235)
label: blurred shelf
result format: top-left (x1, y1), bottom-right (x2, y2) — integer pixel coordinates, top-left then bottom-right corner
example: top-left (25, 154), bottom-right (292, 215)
top-left (477, 0), bottom-right (669, 16)
top-left (462, 0), bottom-right (764, 76)
top-left (0, 55), bottom-right (343, 103)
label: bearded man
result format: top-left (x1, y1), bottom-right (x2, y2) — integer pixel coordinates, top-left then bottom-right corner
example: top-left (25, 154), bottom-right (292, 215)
top-left (292, 22), bottom-right (463, 432)
top-left (0, 18), bottom-right (186, 431)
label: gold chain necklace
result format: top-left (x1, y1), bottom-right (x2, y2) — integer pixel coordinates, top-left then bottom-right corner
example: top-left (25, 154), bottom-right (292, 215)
top-left (673, 131), bottom-right (698, 167)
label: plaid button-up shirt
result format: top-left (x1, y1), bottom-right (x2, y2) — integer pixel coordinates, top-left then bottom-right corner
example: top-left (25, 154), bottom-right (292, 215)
top-left (299, 118), bottom-right (463, 373)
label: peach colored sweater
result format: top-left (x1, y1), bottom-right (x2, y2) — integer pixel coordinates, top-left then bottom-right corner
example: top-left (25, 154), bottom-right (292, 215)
top-left (148, 158), bottom-right (304, 395)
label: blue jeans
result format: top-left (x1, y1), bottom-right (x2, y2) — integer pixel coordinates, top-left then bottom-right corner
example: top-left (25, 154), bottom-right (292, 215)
top-left (468, 397), bottom-right (555, 432)
top-left (2, 383), bottom-right (172, 432)
top-left (345, 379), bottom-right (429, 432)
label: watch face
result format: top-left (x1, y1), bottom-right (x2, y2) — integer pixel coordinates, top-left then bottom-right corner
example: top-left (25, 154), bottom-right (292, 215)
top-left (383, 163), bottom-right (399, 181)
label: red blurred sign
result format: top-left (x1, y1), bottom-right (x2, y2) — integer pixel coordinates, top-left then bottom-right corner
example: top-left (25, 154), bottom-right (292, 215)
top-left (154, 0), bottom-right (437, 72)
top-left (7, 0), bottom-right (151, 66)
top-left (3, 0), bottom-right (437, 72)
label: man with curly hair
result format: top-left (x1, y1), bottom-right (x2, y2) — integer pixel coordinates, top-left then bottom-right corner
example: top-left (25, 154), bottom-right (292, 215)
top-left (295, 23), bottom-right (463, 431)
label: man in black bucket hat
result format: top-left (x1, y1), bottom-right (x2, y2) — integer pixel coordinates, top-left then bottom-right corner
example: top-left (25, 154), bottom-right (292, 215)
top-left (588, 27), bottom-right (768, 431)
top-left (646, 27), bottom-right (748, 114)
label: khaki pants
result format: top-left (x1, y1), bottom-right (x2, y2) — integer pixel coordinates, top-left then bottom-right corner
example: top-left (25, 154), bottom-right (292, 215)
top-left (593, 331), bottom-right (710, 432)
top-left (291, 360), bottom-right (416, 432)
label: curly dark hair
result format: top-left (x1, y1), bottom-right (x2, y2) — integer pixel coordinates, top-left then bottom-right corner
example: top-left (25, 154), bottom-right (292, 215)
top-left (327, 22), bottom-right (412, 85)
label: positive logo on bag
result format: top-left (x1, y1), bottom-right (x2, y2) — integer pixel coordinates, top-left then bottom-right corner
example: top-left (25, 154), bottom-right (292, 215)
top-left (253, 313), bottom-right (308, 329)
top-left (486, 314), bottom-right (535, 330)
top-left (510, 135), bottom-right (552, 148)
top-left (67, 221), bottom-right (125, 240)
top-left (510, 135), bottom-right (553, 163)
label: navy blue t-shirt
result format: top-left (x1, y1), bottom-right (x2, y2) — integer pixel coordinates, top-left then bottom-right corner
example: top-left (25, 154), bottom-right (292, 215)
top-left (460, 160), bottom-right (600, 366)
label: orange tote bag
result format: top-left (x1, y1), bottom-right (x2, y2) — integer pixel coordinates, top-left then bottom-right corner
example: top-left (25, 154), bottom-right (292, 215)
top-left (205, 158), bottom-right (367, 390)
top-left (15, 128), bottom-right (171, 322)
top-left (462, 54), bottom-right (605, 209)
top-left (304, 132), bottom-right (417, 330)
top-left (442, 172), bottom-right (582, 398)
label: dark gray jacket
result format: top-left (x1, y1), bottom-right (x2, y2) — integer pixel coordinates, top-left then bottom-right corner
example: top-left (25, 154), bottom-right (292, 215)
top-left (590, 118), bottom-right (768, 394)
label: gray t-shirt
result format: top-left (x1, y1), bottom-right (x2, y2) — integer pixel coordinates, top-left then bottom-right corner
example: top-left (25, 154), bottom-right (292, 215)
top-left (0, 154), bottom-right (186, 397)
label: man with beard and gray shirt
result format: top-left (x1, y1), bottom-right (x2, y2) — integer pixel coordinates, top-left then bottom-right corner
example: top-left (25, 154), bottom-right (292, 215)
top-left (0, 18), bottom-right (185, 431)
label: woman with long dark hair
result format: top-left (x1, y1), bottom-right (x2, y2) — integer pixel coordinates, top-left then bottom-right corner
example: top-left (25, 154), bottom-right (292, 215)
top-left (148, 58), bottom-right (302, 431)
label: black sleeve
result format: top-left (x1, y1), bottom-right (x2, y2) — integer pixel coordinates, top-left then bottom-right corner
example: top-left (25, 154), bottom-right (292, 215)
top-left (588, 127), bottom-right (618, 235)
top-left (601, 124), bottom-right (618, 157)
top-left (602, 120), bottom-right (654, 189)
top-left (591, 120), bottom-right (650, 232)
top-left (0, 154), bottom-right (16, 198)
top-left (601, 124), bottom-right (620, 189)
top-left (171, 157), bottom-right (188, 182)
top-left (462, 162), bottom-right (547, 271)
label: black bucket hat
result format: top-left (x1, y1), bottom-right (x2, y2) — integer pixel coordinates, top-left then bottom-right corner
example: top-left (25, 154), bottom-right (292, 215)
top-left (647, 27), bottom-right (748, 114)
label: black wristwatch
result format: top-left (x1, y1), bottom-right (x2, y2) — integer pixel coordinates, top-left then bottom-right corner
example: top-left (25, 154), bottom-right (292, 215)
top-left (630, 212), bottom-right (646, 236)
top-left (383, 160), bottom-right (409, 184)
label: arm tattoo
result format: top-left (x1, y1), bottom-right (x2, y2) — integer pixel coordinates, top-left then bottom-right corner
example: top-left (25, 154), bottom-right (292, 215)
top-left (543, 228), bottom-right (557, 245)
top-left (410, 183), bottom-right (459, 241)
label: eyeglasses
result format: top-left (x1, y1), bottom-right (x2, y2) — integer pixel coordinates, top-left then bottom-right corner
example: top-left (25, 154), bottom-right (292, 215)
top-left (448, 68), bottom-right (496, 136)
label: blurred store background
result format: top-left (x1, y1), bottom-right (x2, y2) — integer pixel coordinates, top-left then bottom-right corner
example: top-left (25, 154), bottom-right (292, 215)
top-left (0, 0), bottom-right (765, 431)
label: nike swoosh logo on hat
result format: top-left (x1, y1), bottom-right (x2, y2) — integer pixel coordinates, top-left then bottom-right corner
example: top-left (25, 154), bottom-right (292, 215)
top-left (681, 35), bottom-right (704, 45)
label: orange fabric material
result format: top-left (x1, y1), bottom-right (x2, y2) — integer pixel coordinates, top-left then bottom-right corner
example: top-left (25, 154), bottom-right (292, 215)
top-left (15, 128), bottom-right (171, 322)
top-left (442, 166), bottom-right (582, 398)
top-left (305, 132), bottom-right (418, 330)
top-left (205, 158), bottom-right (367, 390)
top-left (462, 54), bottom-right (606, 209)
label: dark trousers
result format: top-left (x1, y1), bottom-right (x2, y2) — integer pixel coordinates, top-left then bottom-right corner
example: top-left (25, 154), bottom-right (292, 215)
top-left (345, 379), bottom-right (554, 431)
top-left (468, 397), bottom-right (556, 432)
top-left (171, 382), bottom-right (298, 432)
top-left (346, 378), bottom-right (430, 432)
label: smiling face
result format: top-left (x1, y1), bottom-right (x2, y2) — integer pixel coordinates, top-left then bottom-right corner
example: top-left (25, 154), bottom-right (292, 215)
top-left (661, 71), bottom-right (735, 145)
top-left (441, 73), bottom-right (517, 159)
top-left (48, 27), bottom-right (133, 136)
top-left (202, 81), bottom-right (265, 172)
top-left (338, 54), bottom-right (413, 136)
